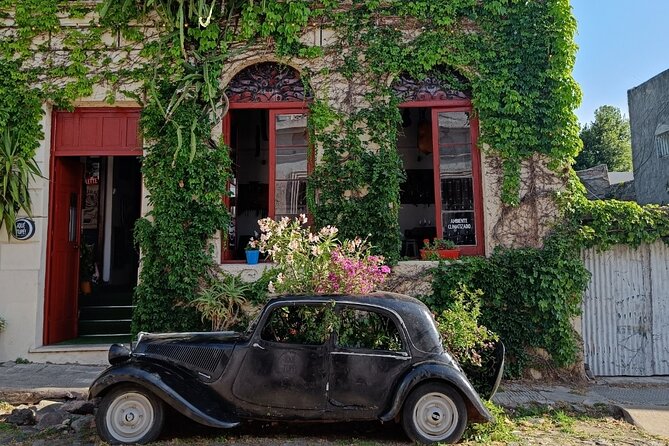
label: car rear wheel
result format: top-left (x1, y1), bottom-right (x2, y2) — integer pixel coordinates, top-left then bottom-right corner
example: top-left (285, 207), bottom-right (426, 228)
top-left (401, 382), bottom-right (467, 444)
top-left (96, 384), bottom-right (164, 445)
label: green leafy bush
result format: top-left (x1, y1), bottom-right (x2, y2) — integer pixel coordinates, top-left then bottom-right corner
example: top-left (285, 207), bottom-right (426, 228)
top-left (435, 284), bottom-right (497, 368)
top-left (426, 235), bottom-right (590, 377)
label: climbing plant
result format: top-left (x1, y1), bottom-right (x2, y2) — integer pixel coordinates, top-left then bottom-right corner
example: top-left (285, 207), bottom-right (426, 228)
top-left (0, 0), bottom-right (596, 334)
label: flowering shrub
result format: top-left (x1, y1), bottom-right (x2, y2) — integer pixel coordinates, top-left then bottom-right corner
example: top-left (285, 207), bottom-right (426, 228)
top-left (254, 215), bottom-right (390, 295)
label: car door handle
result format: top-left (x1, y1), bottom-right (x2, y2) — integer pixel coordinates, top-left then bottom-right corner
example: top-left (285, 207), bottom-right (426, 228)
top-left (252, 342), bottom-right (265, 350)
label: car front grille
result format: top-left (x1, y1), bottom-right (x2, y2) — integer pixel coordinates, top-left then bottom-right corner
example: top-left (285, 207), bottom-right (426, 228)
top-left (144, 344), bottom-right (225, 374)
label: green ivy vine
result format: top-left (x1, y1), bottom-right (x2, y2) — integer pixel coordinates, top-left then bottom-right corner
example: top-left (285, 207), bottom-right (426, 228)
top-left (0, 0), bottom-right (607, 339)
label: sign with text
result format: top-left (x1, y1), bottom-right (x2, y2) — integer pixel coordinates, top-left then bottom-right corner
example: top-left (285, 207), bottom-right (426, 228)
top-left (14, 218), bottom-right (36, 241)
top-left (443, 212), bottom-right (475, 246)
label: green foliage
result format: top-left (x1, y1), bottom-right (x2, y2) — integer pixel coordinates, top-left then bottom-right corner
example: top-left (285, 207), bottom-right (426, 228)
top-left (0, 128), bottom-right (42, 237)
top-left (435, 284), bottom-right (497, 368)
top-left (132, 86), bottom-right (231, 333)
top-left (560, 172), bottom-right (669, 250)
top-left (426, 235), bottom-right (590, 377)
top-left (575, 105), bottom-right (632, 171)
top-left (192, 273), bottom-right (255, 331)
top-left (309, 102), bottom-right (404, 263)
top-left (1, 0), bottom-right (586, 334)
top-left (463, 400), bottom-right (516, 443)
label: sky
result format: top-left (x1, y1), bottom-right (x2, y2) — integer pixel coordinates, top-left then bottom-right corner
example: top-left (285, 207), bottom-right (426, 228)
top-left (572, 1), bottom-right (669, 125)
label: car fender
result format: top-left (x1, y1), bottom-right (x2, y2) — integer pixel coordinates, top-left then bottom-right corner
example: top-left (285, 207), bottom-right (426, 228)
top-left (379, 361), bottom-right (493, 423)
top-left (89, 359), bottom-right (239, 429)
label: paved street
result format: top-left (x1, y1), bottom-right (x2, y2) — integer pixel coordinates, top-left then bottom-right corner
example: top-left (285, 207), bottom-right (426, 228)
top-left (0, 361), bottom-right (667, 445)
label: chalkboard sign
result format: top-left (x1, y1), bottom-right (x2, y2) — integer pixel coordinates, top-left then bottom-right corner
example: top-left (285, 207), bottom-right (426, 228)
top-left (443, 212), bottom-right (475, 245)
top-left (14, 218), bottom-right (36, 241)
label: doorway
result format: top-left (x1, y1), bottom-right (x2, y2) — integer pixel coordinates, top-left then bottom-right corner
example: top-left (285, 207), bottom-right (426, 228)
top-left (78, 156), bottom-right (141, 343)
top-left (45, 108), bottom-right (142, 345)
top-left (46, 156), bottom-right (141, 344)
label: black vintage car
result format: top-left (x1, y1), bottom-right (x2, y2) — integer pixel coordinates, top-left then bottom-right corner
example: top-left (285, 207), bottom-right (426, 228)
top-left (90, 292), bottom-right (503, 445)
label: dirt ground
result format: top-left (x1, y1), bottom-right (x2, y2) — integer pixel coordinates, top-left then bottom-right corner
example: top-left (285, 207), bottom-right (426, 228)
top-left (0, 405), bottom-right (666, 446)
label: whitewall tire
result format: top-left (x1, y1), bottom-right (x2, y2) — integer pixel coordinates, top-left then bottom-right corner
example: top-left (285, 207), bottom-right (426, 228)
top-left (401, 382), bottom-right (467, 444)
top-left (96, 385), bottom-right (165, 445)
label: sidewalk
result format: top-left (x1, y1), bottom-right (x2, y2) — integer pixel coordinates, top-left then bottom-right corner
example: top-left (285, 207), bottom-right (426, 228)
top-left (0, 361), bottom-right (667, 438)
top-left (493, 379), bottom-right (669, 439)
top-left (0, 361), bottom-right (104, 404)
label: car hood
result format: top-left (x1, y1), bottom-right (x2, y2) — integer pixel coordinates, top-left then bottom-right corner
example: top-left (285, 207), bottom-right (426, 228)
top-left (135, 331), bottom-right (245, 346)
top-left (131, 331), bottom-right (245, 381)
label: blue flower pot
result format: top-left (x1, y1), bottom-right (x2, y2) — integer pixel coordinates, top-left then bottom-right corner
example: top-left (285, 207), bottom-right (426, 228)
top-left (245, 249), bottom-right (260, 265)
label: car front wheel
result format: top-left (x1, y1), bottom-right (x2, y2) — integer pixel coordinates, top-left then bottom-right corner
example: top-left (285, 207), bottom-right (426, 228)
top-left (401, 382), bottom-right (467, 444)
top-left (96, 384), bottom-right (165, 445)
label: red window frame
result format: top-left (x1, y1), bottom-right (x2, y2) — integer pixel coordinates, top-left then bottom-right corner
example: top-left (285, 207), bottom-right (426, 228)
top-left (221, 102), bottom-right (310, 262)
top-left (400, 100), bottom-right (484, 256)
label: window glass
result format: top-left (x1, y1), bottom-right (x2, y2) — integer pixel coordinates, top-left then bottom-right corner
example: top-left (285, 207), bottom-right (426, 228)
top-left (336, 307), bottom-right (404, 352)
top-left (274, 113), bottom-right (309, 219)
top-left (438, 112), bottom-right (476, 246)
top-left (261, 305), bottom-right (328, 345)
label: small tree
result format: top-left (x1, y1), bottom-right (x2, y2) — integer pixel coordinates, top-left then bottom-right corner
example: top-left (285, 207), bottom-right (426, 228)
top-left (575, 105), bottom-right (632, 172)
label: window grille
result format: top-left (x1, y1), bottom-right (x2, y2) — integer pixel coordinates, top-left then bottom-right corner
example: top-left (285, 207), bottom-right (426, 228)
top-left (656, 132), bottom-right (669, 158)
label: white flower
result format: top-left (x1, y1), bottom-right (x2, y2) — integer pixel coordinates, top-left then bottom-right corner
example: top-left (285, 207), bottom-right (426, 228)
top-left (311, 246), bottom-right (322, 256)
top-left (268, 281), bottom-right (275, 293)
top-left (277, 273), bottom-right (284, 284)
top-left (299, 213), bottom-right (308, 224)
top-left (308, 233), bottom-right (319, 243)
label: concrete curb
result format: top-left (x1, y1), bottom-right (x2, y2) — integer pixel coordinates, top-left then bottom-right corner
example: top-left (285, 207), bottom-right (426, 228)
top-left (616, 405), bottom-right (669, 439)
top-left (0, 387), bottom-right (89, 405)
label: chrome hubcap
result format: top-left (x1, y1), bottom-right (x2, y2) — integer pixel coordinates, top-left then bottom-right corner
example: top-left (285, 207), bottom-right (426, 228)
top-left (106, 392), bottom-right (155, 443)
top-left (413, 392), bottom-right (458, 441)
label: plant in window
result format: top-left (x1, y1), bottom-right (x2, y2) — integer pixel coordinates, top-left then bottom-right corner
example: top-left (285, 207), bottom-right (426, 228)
top-left (421, 238), bottom-right (460, 260)
top-left (256, 215), bottom-right (390, 295)
top-left (245, 238), bottom-right (260, 264)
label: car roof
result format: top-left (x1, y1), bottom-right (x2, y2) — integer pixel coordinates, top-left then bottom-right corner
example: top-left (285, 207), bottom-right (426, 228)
top-left (265, 292), bottom-right (443, 354)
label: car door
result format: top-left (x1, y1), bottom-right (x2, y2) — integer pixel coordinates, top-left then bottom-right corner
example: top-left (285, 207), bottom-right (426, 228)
top-left (328, 305), bottom-right (411, 413)
top-left (232, 303), bottom-right (329, 410)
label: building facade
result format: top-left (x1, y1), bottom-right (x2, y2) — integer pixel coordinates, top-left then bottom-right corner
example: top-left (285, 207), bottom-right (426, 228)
top-left (629, 68), bottom-right (669, 205)
top-left (0, 6), bottom-right (570, 364)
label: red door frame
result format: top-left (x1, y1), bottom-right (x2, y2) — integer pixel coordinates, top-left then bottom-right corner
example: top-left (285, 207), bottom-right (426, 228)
top-left (400, 100), bottom-right (484, 256)
top-left (221, 102), bottom-right (309, 263)
top-left (44, 107), bottom-right (142, 345)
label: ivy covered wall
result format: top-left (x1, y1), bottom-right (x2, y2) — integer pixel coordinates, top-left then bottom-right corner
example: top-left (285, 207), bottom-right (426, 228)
top-left (0, 0), bottom-right (585, 335)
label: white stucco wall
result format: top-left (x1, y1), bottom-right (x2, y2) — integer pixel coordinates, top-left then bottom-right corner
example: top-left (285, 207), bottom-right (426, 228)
top-left (0, 106), bottom-right (51, 362)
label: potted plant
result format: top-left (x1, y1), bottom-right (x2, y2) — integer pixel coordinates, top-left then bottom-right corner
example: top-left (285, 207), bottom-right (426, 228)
top-left (245, 239), bottom-right (260, 265)
top-left (79, 243), bottom-right (96, 294)
top-left (420, 238), bottom-right (460, 260)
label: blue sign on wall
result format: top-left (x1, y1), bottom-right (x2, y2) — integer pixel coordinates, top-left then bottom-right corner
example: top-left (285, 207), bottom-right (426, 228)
top-left (14, 218), bottom-right (36, 241)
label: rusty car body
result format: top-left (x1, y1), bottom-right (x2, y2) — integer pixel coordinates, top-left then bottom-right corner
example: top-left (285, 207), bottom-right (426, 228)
top-left (90, 292), bottom-right (504, 444)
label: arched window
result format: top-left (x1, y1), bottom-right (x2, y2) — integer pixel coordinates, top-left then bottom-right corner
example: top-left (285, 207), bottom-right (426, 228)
top-left (392, 70), bottom-right (484, 256)
top-left (222, 63), bottom-right (312, 261)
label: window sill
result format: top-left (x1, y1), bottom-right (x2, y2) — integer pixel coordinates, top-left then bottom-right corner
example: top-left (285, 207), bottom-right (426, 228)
top-left (219, 262), bottom-right (274, 282)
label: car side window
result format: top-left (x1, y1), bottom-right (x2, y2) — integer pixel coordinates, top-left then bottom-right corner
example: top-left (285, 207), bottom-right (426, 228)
top-left (336, 307), bottom-right (404, 352)
top-left (261, 305), bottom-right (329, 345)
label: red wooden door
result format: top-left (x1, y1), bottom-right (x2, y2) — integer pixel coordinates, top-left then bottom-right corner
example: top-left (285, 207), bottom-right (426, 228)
top-left (45, 157), bottom-right (83, 344)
